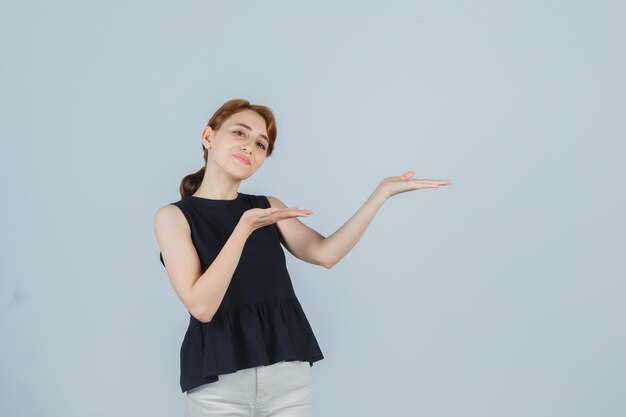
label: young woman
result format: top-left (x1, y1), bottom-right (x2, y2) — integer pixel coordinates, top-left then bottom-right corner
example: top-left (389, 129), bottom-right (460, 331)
top-left (153, 98), bottom-right (451, 417)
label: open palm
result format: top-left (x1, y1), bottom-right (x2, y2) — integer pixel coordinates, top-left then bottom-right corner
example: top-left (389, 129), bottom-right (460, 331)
top-left (376, 170), bottom-right (452, 200)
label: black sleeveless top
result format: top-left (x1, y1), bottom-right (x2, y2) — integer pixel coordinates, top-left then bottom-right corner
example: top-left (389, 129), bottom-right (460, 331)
top-left (159, 192), bottom-right (324, 393)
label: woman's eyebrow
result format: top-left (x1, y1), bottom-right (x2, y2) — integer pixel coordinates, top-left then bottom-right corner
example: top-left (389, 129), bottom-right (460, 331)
top-left (231, 123), bottom-right (269, 143)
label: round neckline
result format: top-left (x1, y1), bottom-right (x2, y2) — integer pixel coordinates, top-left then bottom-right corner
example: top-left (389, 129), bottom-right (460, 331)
top-left (187, 192), bottom-right (245, 206)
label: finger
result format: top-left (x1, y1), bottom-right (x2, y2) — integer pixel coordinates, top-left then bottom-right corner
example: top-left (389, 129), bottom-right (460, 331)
top-left (270, 207), bottom-right (313, 216)
top-left (281, 208), bottom-right (313, 218)
top-left (274, 213), bottom-right (313, 223)
top-left (412, 179), bottom-right (451, 184)
top-left (415, 184), bottom-right (445, 189)
top-left (287, 209), bottom-right (313, 216)
top-left (274, 206), bottom-right (312, 212)
top-left (267, 206), bottom-right (305, 212)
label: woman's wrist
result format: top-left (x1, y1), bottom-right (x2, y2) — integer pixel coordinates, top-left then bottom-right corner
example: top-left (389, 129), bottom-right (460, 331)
top-left (234, 219), bottom-right (253, 239)
top-left (370, 187), bottom-right (389, 205)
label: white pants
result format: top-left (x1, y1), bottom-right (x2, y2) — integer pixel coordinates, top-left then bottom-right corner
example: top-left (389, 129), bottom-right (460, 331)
top-left (185, 360), bottom-right (313, 417)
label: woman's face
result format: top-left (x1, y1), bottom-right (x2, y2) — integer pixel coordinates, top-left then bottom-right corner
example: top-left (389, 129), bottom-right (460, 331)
top-left (202, 109), bottom-right (270, 180)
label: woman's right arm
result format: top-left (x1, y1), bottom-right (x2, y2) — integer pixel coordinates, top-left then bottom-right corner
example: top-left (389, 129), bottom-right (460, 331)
top-left (153, 203), bottom-right (312, 323)
top-left (153, 204), bottom-right (252, 323)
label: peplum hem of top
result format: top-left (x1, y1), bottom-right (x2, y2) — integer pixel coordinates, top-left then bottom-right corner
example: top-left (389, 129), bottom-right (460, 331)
top-left (179, 297), bottom-right (324, 393)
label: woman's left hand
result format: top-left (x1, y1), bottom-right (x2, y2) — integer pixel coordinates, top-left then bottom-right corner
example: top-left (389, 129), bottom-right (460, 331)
top-left (374, 170), bottom-right (452, 201)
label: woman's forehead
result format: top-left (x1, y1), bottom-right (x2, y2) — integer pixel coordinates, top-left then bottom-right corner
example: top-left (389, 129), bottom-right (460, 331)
top-left (226, 112), bottom-right (267, 135)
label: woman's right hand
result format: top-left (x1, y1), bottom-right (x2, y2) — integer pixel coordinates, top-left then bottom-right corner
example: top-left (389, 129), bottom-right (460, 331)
top-left (239, 206), bottom-right (313, 234)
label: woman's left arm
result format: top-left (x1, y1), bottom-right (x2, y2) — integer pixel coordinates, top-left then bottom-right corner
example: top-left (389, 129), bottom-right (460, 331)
top-left (268, 171), bottom-right (451, 269)
top-left (315, 191), bottom-right (386, 269)
top-left (318, 171), bottom-right (451, 268)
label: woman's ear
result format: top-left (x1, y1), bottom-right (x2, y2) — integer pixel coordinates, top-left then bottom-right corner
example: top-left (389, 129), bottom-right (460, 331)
top-left (201, 126), bottom-right (214, 149)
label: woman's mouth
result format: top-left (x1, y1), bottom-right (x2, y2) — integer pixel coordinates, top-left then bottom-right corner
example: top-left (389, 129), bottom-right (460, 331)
top-left (233, 154), bottom-right (251, 165)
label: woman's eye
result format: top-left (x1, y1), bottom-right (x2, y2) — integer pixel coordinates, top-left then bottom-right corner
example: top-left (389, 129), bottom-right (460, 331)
top-left (234, 130), bottom-right (266, 150)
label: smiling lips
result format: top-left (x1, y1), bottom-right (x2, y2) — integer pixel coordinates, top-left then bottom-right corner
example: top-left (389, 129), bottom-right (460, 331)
top-left (233, 153), bottom-right (251, 165)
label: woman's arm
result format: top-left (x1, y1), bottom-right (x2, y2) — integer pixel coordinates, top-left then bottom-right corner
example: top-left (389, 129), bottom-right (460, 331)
top-left (269, 171), bottom-right (451, 269)
top-left (154, 204), bottom-right (252, 323)
top-left (155, 202), bottom-right (313, 322)
top-left (317, 191), bottom-right (387, 268)
top-left (267, 192), bottom-right (384, 269)
top-left (266, 195), bottom-right (327, 267)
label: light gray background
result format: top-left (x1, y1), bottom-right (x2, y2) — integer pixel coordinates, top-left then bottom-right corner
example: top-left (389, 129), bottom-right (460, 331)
top-left (1, 1), bottom-right (624, 416)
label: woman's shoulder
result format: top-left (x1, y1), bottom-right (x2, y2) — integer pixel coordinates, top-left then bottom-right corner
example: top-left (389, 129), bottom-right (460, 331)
top-left (154, 199), bottom-right (184, 213)
top-left (153, 203), bottom-right (191, 254)
top-left (154, 196), bottom-right (187, 214)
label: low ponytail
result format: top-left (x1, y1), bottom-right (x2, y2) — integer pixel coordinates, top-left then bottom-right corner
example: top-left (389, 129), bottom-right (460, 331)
top-left (179, 165), bottom-right (206, 199)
